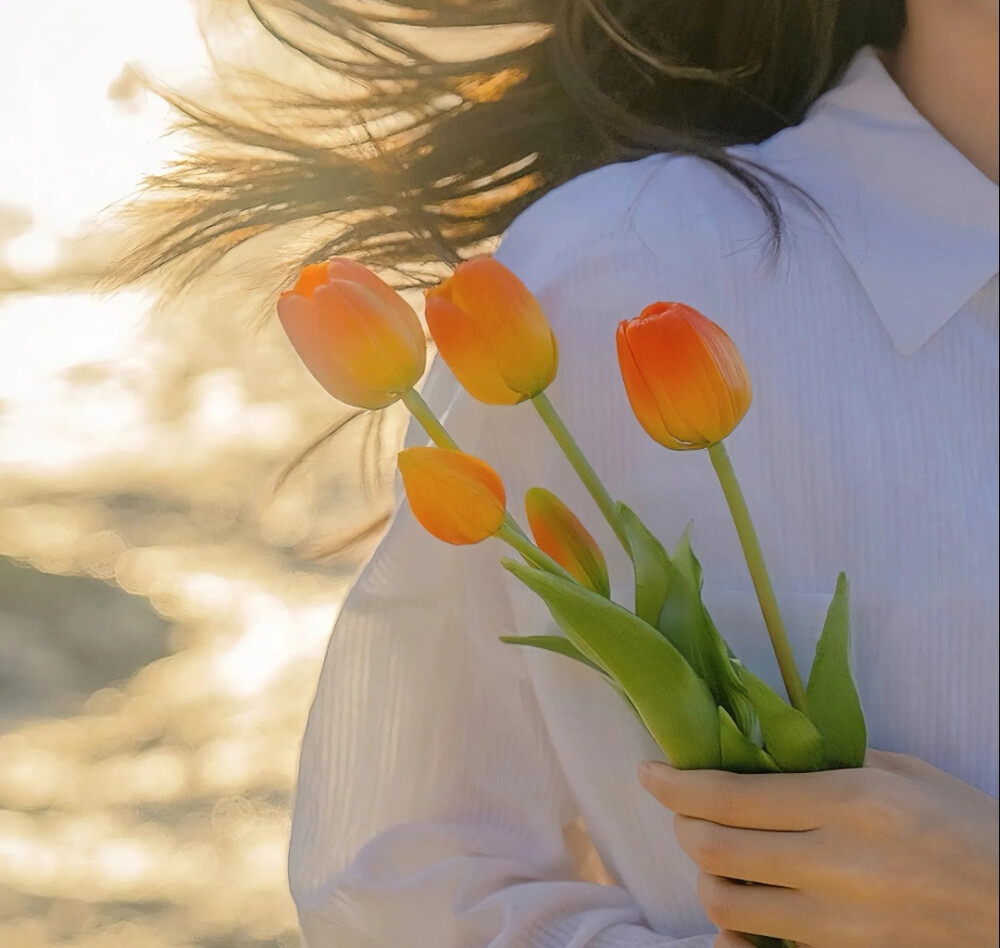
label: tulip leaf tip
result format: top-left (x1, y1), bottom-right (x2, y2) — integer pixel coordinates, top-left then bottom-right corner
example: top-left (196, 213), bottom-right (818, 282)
top-left (617, 504), bottom-right (672, 629)
top-left (498, 634), bottom-right (607, 675)
top-left (501, 556), bottom-right (545, 581)
top-left (805, 572), bottom-right (866, 769)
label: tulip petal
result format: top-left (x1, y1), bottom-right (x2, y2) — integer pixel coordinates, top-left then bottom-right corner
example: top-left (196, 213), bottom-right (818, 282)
top-left (526, 487), bottom-right (610, 596)
top-left (617, 303), bottom-right (752, 449)
top-left (277, 260), bottom-right (427, 409)
top-left (680, 314), bottom-right (751, 438)
top-left (325, 257), bottom-right (424, 341)
top-left (669, 306), bottom-right (751, 440)
top-left (277, 292), bottom-right (399, 408)
top-left (398, 447), bottom-right (506, 544)
top-left (289, 262), bottom-right (333, 299)
top-left (313, 281), bottom-right (426, 392)
top-left (616, 322), bottom-right (693, 450)
top-left (627, 315), bottom-right (715, 445)
top-left (425, 293), bottom-right (523, 404)
top-left (447, 257), bottom-right (558, 397)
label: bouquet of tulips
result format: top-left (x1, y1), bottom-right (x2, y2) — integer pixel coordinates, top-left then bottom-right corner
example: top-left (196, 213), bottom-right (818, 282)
top-left (277, 256), bottom-right (867, 948)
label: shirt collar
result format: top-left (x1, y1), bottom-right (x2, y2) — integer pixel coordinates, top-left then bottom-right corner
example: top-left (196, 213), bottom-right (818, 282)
top-left (760, 47), bottom-right (999, 355)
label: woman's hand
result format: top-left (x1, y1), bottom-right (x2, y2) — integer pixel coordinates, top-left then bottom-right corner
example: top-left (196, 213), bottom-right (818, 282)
top-left (638, 750), bottom-right (999, 947)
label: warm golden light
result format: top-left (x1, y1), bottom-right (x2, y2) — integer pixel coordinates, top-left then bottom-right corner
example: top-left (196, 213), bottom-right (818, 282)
top-left (0, 3), bottom-right (366, 946)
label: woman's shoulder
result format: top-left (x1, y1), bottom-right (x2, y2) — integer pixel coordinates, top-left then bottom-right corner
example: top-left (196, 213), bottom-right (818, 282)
top-left (496, 152), bottom-right (790, 306)
top-left (495, 152), bottom-right (794, 335)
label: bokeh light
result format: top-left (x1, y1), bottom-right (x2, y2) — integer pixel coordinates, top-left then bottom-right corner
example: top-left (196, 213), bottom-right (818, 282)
top-left (0, 2), bottom-right (393, 944)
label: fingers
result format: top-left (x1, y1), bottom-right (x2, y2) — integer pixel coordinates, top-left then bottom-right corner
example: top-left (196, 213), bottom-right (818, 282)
top-left (864, 747), bottom-right (936, 777)
top-left (674, 814), bottom-right (818, 888)
top-left (639, 761), bottom-right (845, 830)
top-left (698, 871), bottom-right (810, 945)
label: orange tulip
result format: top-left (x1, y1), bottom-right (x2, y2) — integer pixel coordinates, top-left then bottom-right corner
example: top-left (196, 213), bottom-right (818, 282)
top-left (424, 256), bottom-right (558, 405)
top-left (277, 258), bottom-right (426, 409)
top-left (398, 447), bottom-right (506, 545)
top-left (525, 487), bottom-right (610, 596)
top-left (616, 302), bottom-right (752, 450)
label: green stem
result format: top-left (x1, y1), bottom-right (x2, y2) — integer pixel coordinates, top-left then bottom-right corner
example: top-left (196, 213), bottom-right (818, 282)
top-left (502, 513), bottom-right (530, 541)
top-left (398, 393), bottom-right (565, 579)
top-left (400, 389), bottom-right (459, 449)
top-left (708, 442), bottom-right (807, 711)
top-left (398, 391), bottom-right (574, 582)
top-left (496, 521), bottom-right (576, 583)
top-left (531, 392), bottom-right (631, 557)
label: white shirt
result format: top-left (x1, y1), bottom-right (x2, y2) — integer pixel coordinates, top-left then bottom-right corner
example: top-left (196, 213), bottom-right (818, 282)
top-left (288, 49), bottom-right (999, 948)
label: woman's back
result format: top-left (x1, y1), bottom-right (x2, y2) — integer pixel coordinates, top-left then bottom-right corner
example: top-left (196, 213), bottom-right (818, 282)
top-left (288, 47), bottom-right (999, 946)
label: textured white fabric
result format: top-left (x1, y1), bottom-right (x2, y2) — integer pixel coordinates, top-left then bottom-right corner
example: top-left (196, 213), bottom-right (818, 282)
top-left (288, 48), bottom-right (999, 948)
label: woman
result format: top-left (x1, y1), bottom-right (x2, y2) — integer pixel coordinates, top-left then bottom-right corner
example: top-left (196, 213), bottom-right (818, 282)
top-left (128, 1), bottom-right (999, 945)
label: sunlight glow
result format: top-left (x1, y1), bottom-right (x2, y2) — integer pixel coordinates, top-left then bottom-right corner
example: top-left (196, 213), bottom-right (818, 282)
top-left (0, 0), bottom-right (207, 244)
top-left (0, 3), bottom-right (372, 946)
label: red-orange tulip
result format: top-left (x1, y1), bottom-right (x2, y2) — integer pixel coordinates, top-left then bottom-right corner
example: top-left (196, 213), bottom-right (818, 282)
top-left (525, 487), bottom-right (610, 596)
top-left (617, 302), bottom-right (752, 450)
top-left (277, 258), bottom-right (426, 409)
top-left (424, 256), bottom-right (558, 405)
top-left (398, 447), bottom-right (507, 545)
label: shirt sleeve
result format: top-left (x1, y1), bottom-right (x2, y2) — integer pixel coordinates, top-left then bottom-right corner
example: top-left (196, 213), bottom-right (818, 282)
top-left (288, 161), bottom-right (730, 948)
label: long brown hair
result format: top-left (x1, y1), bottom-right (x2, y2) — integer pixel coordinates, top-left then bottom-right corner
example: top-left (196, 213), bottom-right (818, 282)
top-left (118, 0), bottom-right (905, 291)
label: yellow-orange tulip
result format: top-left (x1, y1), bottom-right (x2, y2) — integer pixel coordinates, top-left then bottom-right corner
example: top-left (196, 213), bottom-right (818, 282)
top-left (424, 256), bottom-right (558, 405)
top-left (277, 258), bottom-right (426, 409)
top-left (617, 302), bottom-right (752, 450)
top-left (398, 447), bottom-right (506, 545)
top-left (525, 487), bottom-right (610, 596)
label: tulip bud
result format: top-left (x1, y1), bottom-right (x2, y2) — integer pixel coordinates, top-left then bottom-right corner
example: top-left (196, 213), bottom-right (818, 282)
top-left (277, 258), bottom-right (426, 409)
top-left (617, 302), bottom-right (752, 450)
top-left (525, 488), bottom-right (610, 596)
top-left (424, 256), bottom-right (558, 405)
top-left (398, 447), bottom-right (507, 545)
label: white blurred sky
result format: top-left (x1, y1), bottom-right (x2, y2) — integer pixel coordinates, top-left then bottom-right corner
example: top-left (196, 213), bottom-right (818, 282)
top-left (0, 0), bottom-right (208, 267)
top-left (0, 1), bottom-right (212, 474)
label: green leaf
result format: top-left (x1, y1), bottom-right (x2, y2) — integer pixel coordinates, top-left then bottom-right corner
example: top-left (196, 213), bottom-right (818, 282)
top-left (656, 527), bottom-right (704, 668)
top-left (746, 937), bottom-right (795, 948)
top-left (723, 660), bottom-right (763, 748)
top-left (696, 612), bottom-right (761, 741)
top-left (805, 573), bottom-right (867, 768)
top-left (499, 635), bottom-right (607, 675)
top-left (740, 667), bottom-right (825, 772)
top-left (718, 707), bottom-right (779, 774)
top-left (617, 502), bottom-right (671, 627)
top-left (503, 558), bottom-right (721, 769)
top-left (658, 530), bottom-right (758, 739)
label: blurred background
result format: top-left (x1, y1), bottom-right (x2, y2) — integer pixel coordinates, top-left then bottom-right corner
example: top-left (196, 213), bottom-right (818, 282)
top-left (0, 2), bottom-right (402, 944)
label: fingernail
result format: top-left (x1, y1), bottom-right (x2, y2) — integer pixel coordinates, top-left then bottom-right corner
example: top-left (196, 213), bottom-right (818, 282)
top-left (637, 760), bottom-right (672, 782)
